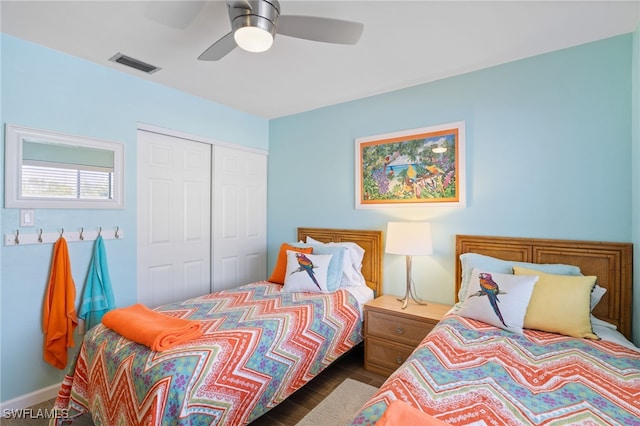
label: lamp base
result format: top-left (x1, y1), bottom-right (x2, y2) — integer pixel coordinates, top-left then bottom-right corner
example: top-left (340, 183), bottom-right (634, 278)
top-left (397, 255), bottom-right (427, 309)
top-left (397, 289), bottom-right (428, 310)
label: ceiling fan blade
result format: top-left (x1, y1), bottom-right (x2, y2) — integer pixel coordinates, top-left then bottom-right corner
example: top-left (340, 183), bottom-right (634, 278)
top-left (198, 32), bottom-right (237, 61)
top-left (145, 1), bottom-right (206, 29)
top-left (277, 15), bottom-right (363, 45)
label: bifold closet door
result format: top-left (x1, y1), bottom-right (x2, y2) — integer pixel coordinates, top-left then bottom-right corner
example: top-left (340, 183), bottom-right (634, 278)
top-left (212, 145), bottom-right (267, 291)
top-left (137, 130), bottom-right (212, 307)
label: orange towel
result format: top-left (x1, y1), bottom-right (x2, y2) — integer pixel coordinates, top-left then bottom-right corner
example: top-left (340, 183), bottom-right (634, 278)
top-left (376, 400), bottom-right (452, 426)
top-left (102, 303), bottom-right (204, 351)
top-left (43, 237), bottom-right (78, 369)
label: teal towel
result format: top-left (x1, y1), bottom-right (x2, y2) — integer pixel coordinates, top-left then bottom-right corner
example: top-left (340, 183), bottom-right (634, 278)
top-left (79, 235), bottom-right (115, 330)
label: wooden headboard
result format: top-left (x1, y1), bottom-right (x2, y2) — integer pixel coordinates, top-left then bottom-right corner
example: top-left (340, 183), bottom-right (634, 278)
top-left (455, 235), bottom-right (633, 340)
top-left (297, 227), bottom-right (383, 297)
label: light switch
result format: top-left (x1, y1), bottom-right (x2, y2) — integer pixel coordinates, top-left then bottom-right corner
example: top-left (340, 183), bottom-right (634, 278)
top-left (20, 209), bottom-right (35, 227)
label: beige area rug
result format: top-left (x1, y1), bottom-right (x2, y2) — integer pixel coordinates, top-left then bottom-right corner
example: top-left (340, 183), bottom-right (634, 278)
top-left (296, 378), bottom-right (378, 426)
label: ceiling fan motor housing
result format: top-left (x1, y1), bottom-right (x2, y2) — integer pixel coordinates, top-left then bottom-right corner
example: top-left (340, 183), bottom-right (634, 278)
top-left (230, 0), bottom-right (280, 39)
top-left (198, 0), bottom-right (363, 60)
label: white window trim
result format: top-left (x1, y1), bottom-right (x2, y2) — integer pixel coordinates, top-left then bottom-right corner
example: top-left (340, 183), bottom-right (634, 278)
top-left (4, 124), bottom-right (125, 209)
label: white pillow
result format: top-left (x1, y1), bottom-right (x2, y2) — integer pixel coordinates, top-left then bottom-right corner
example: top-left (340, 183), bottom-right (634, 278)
top-left (591, 284), bottom-right (606, 311)
top-left (305, 236), bottom-right (323, 245)
top-left (457, 268), bottom-right (538, 334)
top-left (282, 250), bottom-right (333, 293)
top-left (306, 237), bottom-right (367, 287)
top-left (457, 253), bottom-right (581, 302)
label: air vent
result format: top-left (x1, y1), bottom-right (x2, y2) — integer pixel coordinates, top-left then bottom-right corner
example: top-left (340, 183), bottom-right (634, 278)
top-left (109, 53), bottom-right (161, 74)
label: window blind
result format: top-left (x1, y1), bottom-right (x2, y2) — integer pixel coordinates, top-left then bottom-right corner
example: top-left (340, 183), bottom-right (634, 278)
top-left (21, 164), bottom-right (114, 200)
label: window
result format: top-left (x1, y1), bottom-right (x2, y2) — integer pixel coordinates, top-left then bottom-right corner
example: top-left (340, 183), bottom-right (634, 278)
top-left (4, 125), bottom-right (124, 209)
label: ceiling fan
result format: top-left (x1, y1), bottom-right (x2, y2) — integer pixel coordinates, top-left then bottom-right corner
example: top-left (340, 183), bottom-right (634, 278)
top-left (196, 0), bottom-right (364, 61)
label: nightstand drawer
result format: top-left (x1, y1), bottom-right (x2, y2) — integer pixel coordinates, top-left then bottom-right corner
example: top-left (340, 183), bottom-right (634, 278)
top-left (365, 336), bottom-right (414, 375)
top-left (366, 310), bottom-right (434, 347)
top-left (362, 296), bottom-right (452, 376)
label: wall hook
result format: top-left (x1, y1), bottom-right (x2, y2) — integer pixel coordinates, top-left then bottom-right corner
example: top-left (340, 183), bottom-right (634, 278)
top-left (60, 228), bottom-right (64, 238)
top-left (79, 227), bottom-right (84, 241)
top-left (38, 229), bottom-right (43, 243)
top-left (98, 226), bottom-right (102, 237)
top-left (14, 230), bottom-right (19, 245)
top-left (115, 226), bottom-right (120, 239)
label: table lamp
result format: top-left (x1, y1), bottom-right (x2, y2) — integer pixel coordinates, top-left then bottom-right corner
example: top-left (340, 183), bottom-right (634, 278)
top-left (385, 222), bottom-right (433, 309)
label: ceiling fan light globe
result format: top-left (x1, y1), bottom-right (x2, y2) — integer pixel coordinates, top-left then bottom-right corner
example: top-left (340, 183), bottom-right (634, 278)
top-left (234, 26), bottom-right (274, 52)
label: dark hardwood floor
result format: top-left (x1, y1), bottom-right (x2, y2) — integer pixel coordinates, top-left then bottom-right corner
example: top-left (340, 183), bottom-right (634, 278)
top-left (4, 344), bottom-right (387, 426)
top-left (251, 344), bottom-right (387, 425)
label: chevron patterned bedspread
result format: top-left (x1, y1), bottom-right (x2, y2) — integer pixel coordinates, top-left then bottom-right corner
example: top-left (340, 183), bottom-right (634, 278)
top-left (54, 282), bottom-right (363, 425)
top-left (350, 315), bottom-right (640, 426)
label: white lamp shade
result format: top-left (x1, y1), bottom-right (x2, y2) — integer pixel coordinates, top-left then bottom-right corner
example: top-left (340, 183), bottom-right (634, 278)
top-left (385, 222), bottom-right (433, 256)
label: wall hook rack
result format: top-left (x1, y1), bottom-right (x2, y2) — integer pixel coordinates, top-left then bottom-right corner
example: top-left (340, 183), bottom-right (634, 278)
top-left (4, 227), bottom-right (124, 246)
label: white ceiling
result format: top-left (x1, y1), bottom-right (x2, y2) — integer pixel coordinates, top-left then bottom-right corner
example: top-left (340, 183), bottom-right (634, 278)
top-left (2, 1), bottom-right (639, 119)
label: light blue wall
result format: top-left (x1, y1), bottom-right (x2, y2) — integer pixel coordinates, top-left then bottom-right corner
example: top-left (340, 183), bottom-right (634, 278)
top-left (1, 30), bottom-right (637, 405)
top-left (632, 25), bottom-right (640, 346)
top-left (0, 34), bottom-right (269, 403)
top-left (269, 35), bottom-right (635, 342)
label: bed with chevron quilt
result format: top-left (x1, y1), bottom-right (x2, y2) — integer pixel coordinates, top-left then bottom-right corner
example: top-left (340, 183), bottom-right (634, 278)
top-left (52, 228), bottom-right (384, 425)
top-left (350, 235), bottom-right (640, 425)
top-left (54, 282), bottom-right (362, 425)
top-left (349, 314), bottom-right (640, 425)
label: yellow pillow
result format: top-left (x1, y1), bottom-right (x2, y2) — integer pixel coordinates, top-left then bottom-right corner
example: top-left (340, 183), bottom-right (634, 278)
top-left (268, 243), bottom-right (313, 284)
top-left (513, 266), bottom-right (598, 339)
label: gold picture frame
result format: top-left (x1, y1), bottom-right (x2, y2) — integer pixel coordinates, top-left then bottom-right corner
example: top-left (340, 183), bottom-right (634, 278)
top-left (355, 121), bottom-right (465, 208)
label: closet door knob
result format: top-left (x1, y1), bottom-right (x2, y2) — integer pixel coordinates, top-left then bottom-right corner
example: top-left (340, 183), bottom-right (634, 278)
top-left (395, 326), bottom-right (403, 335)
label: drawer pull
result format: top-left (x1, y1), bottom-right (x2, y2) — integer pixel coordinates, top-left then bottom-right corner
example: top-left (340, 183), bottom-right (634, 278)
top-left (396, 356), bottom-right (403, 364)
top-left (395, 326), bottom-right (404, 335)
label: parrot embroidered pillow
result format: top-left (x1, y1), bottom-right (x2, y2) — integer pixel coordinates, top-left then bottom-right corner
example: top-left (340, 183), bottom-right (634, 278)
top-left (268, 243), bottom-right (314, 284)
top-left (282, 251), bottom-right (334, 293)
top-left (291, 242), bottom-right (347, 291)
top-left (457, 268), bottom-right (538, 334)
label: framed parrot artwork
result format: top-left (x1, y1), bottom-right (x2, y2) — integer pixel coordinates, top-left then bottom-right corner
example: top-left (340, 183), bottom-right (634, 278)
top-left (355, 121), bottom-right (466, 208)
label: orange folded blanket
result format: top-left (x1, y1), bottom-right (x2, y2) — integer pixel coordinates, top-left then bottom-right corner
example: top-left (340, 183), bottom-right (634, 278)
top-left (377, 400), bottom-right (452, 426)
top-left (101, 303), bottom-right (203, 351)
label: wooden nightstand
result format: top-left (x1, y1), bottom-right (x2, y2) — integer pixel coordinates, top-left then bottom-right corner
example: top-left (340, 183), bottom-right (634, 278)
top-left (363, 295), bottom-right (452, 376)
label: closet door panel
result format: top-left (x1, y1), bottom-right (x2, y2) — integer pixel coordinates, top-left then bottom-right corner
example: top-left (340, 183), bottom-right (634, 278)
top-left (212, 146), bottom-right (267, 291)
top-left (137, 130), bottom-right (212, 307)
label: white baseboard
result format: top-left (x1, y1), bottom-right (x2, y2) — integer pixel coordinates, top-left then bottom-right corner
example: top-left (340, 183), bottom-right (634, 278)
top-left (0, 383), bottom-right (61, 411)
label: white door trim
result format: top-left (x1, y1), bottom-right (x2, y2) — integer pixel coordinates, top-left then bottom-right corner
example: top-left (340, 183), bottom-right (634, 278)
top-left (137, 122), bottom-right (268, 156)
